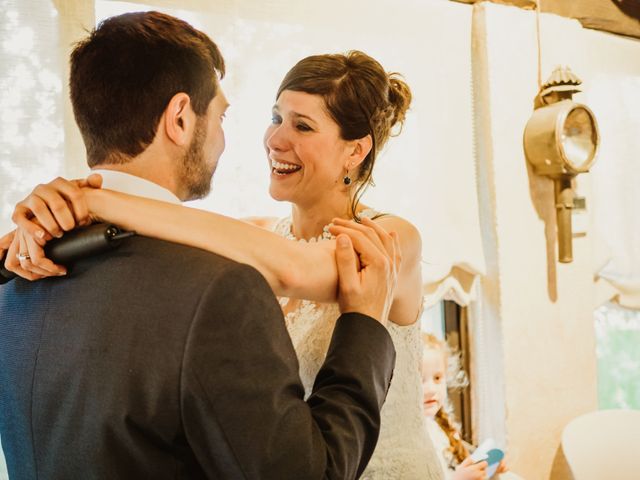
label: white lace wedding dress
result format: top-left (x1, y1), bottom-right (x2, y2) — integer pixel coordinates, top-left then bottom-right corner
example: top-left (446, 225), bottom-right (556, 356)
top-left (274, 211), bottom-right (443, 480)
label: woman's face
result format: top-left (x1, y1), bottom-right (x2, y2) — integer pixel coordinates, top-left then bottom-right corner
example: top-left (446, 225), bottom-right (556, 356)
top-left (421, 348), bottom-right (447, 418)
top-left (263, 90), bottom-right (352, 208)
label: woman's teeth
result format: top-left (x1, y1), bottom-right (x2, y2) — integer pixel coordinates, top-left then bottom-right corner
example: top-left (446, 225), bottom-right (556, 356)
top-left (271, 160), bottom-right (302, 175)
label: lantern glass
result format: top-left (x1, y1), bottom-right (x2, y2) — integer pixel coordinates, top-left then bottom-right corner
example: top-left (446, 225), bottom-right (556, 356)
top-left (561, 106), bottom-right (598, 171)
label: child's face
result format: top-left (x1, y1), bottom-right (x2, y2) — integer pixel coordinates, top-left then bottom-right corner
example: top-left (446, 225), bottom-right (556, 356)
top-left (421, 348), bottom-right (447, 418)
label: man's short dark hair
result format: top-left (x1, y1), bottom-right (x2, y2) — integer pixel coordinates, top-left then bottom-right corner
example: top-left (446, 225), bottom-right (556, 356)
top-left (70, 11), bottom-right (225, 166)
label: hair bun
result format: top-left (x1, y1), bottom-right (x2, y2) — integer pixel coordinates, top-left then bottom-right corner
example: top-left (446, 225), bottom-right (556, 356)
top-left (387, 74), bottom-right (412, 134)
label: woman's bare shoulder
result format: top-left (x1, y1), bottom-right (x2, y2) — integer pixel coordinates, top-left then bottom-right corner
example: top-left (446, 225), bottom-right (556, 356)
top-left (372, 214), bottom-right (422, 257)
top-left (241, 216), bottom-right (280, 230)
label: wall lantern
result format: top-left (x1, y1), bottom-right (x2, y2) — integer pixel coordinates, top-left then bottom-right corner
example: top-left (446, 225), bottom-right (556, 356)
top-left (523, 66), bottom-right (600, 263)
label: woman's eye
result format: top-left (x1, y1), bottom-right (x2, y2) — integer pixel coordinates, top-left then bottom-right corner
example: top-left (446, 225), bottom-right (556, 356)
top-left (296, 123), bottom-right (312, 132)
top-left (271, 115), bottom-right (282, 124)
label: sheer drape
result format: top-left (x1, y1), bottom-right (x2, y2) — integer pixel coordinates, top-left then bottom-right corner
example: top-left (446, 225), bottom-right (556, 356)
top-left (586, 76), bottom-right (640, 309)
top-left (0, 0), bottom-right (64, 235)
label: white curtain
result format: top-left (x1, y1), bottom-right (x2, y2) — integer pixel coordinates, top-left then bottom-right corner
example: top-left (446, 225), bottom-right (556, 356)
top-left (0, 0), bottom-right (65, 235)
top-left (585, 75), bottom-right (640, 310)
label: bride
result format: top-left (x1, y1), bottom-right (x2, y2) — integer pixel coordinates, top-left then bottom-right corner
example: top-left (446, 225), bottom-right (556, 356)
top-left (8, 50), bottom-right (442, 480)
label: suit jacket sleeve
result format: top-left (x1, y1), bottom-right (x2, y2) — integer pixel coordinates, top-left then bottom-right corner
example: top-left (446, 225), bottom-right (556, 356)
top-left (180, 262), bottom-right (395, 480)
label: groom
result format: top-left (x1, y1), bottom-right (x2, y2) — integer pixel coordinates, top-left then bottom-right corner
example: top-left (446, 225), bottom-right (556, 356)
top-left (0, 12), bottom-right (397, 479)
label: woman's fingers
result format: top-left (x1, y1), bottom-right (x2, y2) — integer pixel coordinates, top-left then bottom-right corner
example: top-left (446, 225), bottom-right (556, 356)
top-left (328, 218), bottom-right (387, 257)
top-left (12, 177), bottom-right (92, 239)
top-left (13, 195), bottom-right (60, 240)
top-left (0, 230), bottom-right (14, 254)
top-left (17, 230), bottom-right (56, 278)
top-left (48, 177), bottom-right (90, 226)
top-left (6, 231), bottom-right (44, 281)
top-left (361, 217), bottom-right (397, 259)
top-left (24, 230), bottom-right (66, 276)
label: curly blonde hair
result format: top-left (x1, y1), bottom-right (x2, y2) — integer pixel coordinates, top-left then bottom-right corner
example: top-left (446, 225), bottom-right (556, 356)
top-left (422, 333), bottom-right (469, 464)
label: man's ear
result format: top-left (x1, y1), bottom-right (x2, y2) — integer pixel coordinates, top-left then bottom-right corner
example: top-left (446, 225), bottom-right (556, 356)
top-left (346, 134), bottom-right (373, 170)
top-left (163, 92), bottom-right (195, 147)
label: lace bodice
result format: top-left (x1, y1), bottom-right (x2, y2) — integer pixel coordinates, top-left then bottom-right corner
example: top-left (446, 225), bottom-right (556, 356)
top-left (274, 213), bottom-right (443, 479)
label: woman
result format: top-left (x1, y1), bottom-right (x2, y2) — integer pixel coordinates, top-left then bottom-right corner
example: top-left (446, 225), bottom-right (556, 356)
top-left (10, 51), bottom-right (442, 479)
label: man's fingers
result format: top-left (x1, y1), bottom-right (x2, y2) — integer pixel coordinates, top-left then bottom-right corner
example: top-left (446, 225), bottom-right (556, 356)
top-left (334, 234), bottom-right (360, 302)
top-left (328, 226), bottom-right (386, 270)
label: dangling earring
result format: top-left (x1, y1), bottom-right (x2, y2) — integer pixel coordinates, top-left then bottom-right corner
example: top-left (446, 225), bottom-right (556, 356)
top-left (343, 164), bottom-right (352, 185)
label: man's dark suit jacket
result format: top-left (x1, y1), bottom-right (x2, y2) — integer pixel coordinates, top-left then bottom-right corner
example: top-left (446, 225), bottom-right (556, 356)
top-left (0, 236), bottom-right (395, 479)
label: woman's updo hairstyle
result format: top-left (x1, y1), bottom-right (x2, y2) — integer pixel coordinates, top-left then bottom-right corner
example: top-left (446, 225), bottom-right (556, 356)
top-left (276, 50), bottom-right (412, 219)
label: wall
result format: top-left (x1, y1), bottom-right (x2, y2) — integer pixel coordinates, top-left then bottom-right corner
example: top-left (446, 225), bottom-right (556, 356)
top-left (470, 2), bottom-right (640, 479)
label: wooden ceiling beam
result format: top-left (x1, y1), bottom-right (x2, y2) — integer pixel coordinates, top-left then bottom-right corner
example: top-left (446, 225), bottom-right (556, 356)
top-left (451, 0), bottom-right (640, 39)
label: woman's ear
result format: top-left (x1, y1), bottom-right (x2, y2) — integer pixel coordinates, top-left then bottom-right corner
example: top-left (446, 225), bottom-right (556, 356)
top-left (346, 134), bottom-right (373, 170)
top-left (163, 92), bottom-right (195, 147)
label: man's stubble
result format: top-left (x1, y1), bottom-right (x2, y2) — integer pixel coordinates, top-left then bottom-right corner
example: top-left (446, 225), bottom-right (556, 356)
top-left (179, 116), bottom-right (215, 201)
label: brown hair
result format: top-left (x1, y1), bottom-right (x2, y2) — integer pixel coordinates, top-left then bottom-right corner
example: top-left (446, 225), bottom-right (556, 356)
top-left (70, 11), bottom-right (225, 166)
top-left (423, 333), bottom-right (470, 465)
top-left (276, 50), bottom-right (412, 219)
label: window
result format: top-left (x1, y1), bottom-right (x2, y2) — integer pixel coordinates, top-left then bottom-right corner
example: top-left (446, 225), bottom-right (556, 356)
top-left (595, 303), bottom-right (640, 409)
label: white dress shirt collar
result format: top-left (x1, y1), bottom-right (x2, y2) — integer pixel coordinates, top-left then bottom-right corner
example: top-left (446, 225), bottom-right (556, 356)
top-left (91, 169), bottom-right (181, 205)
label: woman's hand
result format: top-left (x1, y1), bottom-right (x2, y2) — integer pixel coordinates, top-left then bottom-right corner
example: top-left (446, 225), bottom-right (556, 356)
top-left (12, 174), bottom-right (103, 241)
top-left (452, 456), bottom-right (488, 480)
top-left (6, 174), bottom-right (103, 280)
top-left (3, 226), bottom-right (67, 280)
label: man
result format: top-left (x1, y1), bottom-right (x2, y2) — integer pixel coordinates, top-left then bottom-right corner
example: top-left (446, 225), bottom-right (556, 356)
top-left (0, 12), bottom-right (397, 479)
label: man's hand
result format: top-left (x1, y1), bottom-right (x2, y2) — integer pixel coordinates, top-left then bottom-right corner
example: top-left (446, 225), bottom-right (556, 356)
top-left (12, 174), bottom-right (102, 242)
top-left (330, 217), bottom-right (401, 325)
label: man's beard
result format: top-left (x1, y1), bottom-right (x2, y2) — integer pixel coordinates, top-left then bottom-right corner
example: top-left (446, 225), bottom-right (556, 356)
top-left (178, 117), bottom-right (214, 201)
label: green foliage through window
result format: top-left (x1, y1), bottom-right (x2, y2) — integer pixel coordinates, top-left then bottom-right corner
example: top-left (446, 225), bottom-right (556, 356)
top-left (595, 303), bottom-right (640, 409)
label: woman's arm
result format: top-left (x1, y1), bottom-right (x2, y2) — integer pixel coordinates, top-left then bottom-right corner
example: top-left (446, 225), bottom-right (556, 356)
top-left (9, 178), bottom-right (338, 301)
top-left (11, 177), bottom-right (418, 319)
top-left (86, 188), bottom-right (340, 302)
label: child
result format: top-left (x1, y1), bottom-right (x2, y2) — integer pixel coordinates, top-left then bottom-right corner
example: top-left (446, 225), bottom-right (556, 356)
top-left (422, 333), bottom-right (514, 480)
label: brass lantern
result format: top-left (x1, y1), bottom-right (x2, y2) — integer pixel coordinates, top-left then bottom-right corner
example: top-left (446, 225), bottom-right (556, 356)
top-left (523, 67), bottom-right (600, 263)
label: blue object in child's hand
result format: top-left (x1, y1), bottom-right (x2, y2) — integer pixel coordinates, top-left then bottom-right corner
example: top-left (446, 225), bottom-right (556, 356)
top-left (469, 439), bottom-right (505, 478)
top-left (485, 448), bottom-right (505, 478)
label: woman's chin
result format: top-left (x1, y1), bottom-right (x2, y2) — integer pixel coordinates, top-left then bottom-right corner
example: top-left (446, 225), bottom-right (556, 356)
top-left (268, 183), bottom-right (290, 203)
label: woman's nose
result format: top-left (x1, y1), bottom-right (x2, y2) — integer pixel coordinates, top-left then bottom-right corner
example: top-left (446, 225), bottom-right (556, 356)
top-left (265, 123), bottom-right (289, 152)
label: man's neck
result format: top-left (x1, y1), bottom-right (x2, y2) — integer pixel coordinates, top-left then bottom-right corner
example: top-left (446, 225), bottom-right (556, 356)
top-left (94, 163), bottom-right (179, 197)
top-left (91, 167), bottom-right (181, 205)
